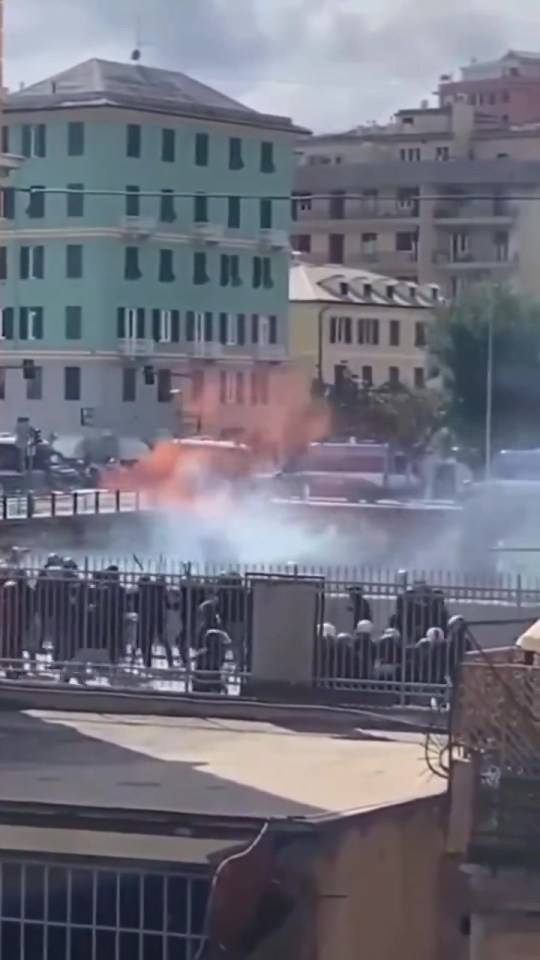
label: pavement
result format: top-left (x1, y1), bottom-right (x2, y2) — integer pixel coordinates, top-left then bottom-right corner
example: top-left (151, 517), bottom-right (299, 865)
top-left (0, 709), bottom-right (444, 822)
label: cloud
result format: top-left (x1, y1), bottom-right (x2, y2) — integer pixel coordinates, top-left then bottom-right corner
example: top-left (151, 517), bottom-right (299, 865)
top-left (4, 0), bottom-right (534, 131)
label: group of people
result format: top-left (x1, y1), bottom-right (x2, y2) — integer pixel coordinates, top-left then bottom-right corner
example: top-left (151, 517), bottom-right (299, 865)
top-left (318, 580), bottom-right (471, 693)
top-left (0, 558), bottom-right (471, 696)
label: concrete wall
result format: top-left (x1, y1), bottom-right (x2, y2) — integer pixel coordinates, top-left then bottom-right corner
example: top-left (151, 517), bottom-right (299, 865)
top-left (313, 796), bottom-right (467, 960)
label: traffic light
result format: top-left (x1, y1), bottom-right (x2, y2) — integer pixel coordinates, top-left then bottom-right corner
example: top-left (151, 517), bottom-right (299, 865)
top-left (22, 359), bottom-right (35, 380)
top-left (143, 365), bottom-right (155, 386)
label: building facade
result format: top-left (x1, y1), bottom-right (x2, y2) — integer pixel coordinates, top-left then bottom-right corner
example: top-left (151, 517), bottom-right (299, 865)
top-left (0, 59), bottom-right (302, 440)
top-left (289, 258), bottom-right (438, 390)
top-left (292, 99), bottom-right (540, 300)
top-left (439, 50), bottom-right (540, 126)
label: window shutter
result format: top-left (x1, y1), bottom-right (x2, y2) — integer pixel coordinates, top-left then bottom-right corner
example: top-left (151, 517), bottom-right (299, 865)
top-left (19, 307), bottom-right (28, 340)
top-left (136, 308), bottom-right (145, 339)
top-left (117, 307), bottom-right (126, 339)
top-left (237, 314), bottom-right (246, 346)
top-left (219, 313), bottom-right (227, 345)
top-left (151, 309), bottom-right (161, 342)
top-left (21, 126), bottom-right (31, 157)
top-left (171, 310), bottom-right (180, 342)
top-left (268, 315), bottom-right (277, 345)
top-left (35, 246), bottom-right (44, 279)
top-left (33, 308), bottom-right (44, 340)
top-left (204, 312), bottom-right (213, 342)
top-left (251, 314), bottom-right (259, 344)
top-left (2, 307), bottom-right (14, 339)
top-left (20, 247), bottom-right (29, 279)
top-left (185, 311), bottom-right (195, 342)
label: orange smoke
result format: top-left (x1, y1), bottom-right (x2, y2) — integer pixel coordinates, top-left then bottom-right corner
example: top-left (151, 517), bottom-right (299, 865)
top-left (106, 368), bottom-right (331, 508)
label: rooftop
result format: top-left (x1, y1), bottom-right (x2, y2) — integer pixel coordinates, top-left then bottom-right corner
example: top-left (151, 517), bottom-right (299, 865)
top-left (7, 58), bottom-right (303, 133)
top-left (289, 258), bottom-right (438, 307)
top-left (0, 709), bottom-right (443, 825)
top-left (294, 158), bottom-right (540, 191)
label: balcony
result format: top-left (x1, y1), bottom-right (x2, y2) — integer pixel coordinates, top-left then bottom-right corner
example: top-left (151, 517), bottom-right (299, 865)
top-left (451, 645), bottom-right (540, 866)
top-left (185, 341), bottom-right (225, 360)
top-left (116, 338), bottom-right (155, 358)
top-left (191, 222), bottom-right (224, 244)
top-left (434, 200), bottom-right (517, 227)
top-left (258, 228), bottom-right (289, 250)
top-left (294, 201), bottom-right (420, 232)
top-left (252, 343), bottom-right (287, 362)
top-left (119, 216), bottom-right (157, 237)
top-left (433, 250), bottom-right (519, 271)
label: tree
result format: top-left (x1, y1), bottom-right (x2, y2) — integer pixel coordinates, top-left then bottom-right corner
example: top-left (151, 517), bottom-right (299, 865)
top-left (430, 284), bottom-right (540, 452)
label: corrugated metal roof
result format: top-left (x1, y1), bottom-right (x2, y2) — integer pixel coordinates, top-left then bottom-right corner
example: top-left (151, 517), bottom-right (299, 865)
top-left (289, 258), bottom-right (439, 308)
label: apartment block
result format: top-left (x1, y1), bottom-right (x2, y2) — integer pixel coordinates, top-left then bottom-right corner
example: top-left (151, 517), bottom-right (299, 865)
top-left (0, 59), bottom-right (302, 439)
top-left (289, 257), bottom-right (438, 390)
top-left (292, 99), bottom-right (540, 300)
top-left (439, 49), bottom-right (540, 125)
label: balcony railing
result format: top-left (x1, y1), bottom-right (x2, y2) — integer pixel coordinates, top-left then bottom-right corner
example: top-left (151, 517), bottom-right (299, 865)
top-left (117, 338), bottom-right (155, 358)
top-left (452, 645), bottom-right (540, 865)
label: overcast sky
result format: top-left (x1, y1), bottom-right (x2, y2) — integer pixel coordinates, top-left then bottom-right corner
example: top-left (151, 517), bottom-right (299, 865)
top-left (5, 0), bottom-right (539, 132)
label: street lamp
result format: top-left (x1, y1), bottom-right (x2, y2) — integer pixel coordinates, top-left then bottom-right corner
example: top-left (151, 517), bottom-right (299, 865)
top-left (485, 307), bottom-right (494, 480)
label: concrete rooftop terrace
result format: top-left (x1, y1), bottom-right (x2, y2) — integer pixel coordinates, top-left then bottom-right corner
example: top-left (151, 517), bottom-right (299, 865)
top-left (0, 710), bottom-right (444, 823)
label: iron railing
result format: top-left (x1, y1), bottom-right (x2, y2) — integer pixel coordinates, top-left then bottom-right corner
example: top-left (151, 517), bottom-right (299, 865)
top-left (0, 560), bottom-right (531, 705)
top-left (452, 646), bottom-right (540, 863)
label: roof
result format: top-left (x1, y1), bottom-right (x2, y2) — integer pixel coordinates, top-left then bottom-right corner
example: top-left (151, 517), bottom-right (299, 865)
top-left (0, 710), bottom-right (443, 824)
top-left (7, 58), bottom-right (304, 133)
top-left (294, 158), bottom-right (540, 191)
top-left (289, 258), bottom-right (439, 307)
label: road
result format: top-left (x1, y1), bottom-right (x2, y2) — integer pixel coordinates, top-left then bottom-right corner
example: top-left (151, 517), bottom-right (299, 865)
top-left (0, 490), bottom-right (463, 521)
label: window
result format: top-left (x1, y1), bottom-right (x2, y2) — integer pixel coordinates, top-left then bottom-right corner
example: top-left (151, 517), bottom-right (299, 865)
top-left (21, 123), bottom-right (46, 158)
top-left (151, 308), bottom-right (180, 343)
top-left (229, 137), bottom-right (244, 170)
top-left (66, 183), bottom-right (84, 217)
top-left (291, 234), bottom-right (311, 253)
top-left (20, 245), bottom-right (44, 279)
top-left (27, 187), bottom-right (45, 218)
top-left (361, 365), bottom-right (373, 386)
top-left (26, 365), bottom-right (42, 400)
top-left (64, 365), bottom-right (81, 400)
top-left (414, 367), bottom-right (425, 389)
top-left (67, 121), bottom-right (85, 156)
top-left (396, 231), bottom-right (417, 253)
top-left (329, 316), bottom-right (352, 344)
top-left (158, 249), bottom-right (175, 282)
top-left (1, 125), bottom-right (9, 153)
top-left (252, 257), bottom-right (272, 288)
top-left (192, 251), bottom-right (209, 285)
top-left (502, 90), bottom-right (510, 103)
top-left (2, 187), bottom-right (15, 220)
top-left (388, 366), bottom-right (400, 386)
top-left (0, 369), bottom-right (5, 400)
top-left (157, 368), bottom-right (171, 402)
top-left (389, 319), bottom-right (400, 347)
top-left (195, 132), bottom-right (209, 166)
top-left (124, 246), bottom-right (141, 280)
top-left (415, 321), bottom-right (426, 347)
top-left (260, 199), bottom-right (272, 229)
top-left (218, 312), bottom-right (245, 346)
top-left (399, 147), bottom-right (421, 161)
top-left (219, 370), bottom-right (243, 404)
top-left (122, 367), bottom-right (137, 402)
top-left (161, 128), bottom-right (175, 162)
top-left (361, 232), bottom-right (377, 258)
top-left (0, 246), bottom-right (6, 281)
top-left (125, 186), bottom-right (140, 217)
top-left (329, 191), bottom-right (345, 219)
top-left (159, 189), bottom-right (176, 223)
top-left (291, 192), bottom-right (312, 219)
top-left (66, 244), bottom-right (83, 278)
top-left (250, 369), bottom-right (269, 405)
top-left (0, 307), bottom-right (14, 339)
top-left (65, 305), bottom-right (82, 340)
top-left (117, 307), bottom-right (145, 339)
top-left (220, 254), bottom-right (241, 287)
top-left (227, 196), bottom-right (241, 228)
top-left (357, 318), bottom-right (379, 345)
top-left (436, 145), bottom-right (449, 161)
top-left (193, 193), bottom-right (208, 223)
top-left (126, 124), bottom-right (141, 158)
top-left (260, 141), bottom-right (275, 173)
top-left (19, 307), bottom-right (44, 340)
top-left (328, 234), bottom-right (344, 263)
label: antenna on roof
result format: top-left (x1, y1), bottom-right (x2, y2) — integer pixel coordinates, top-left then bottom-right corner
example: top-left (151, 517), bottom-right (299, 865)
top-left (130, 15), bottom-right (149, 63)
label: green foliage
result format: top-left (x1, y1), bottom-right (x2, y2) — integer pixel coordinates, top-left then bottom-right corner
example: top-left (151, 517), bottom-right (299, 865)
top-left (430, 284), bottom-right (540, 451)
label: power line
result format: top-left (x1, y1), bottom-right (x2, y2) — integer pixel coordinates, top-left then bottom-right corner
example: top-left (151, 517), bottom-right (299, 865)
top-left (6, 186), bottom-right (540, 202)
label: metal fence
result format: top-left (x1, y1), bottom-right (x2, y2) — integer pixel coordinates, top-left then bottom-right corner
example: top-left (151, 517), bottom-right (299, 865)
top-left (0, 558), bottom-right (531, 706)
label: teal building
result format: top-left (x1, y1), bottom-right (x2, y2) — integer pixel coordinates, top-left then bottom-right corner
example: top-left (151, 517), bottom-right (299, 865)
top-left (0, 59), bottom-right (302, 439)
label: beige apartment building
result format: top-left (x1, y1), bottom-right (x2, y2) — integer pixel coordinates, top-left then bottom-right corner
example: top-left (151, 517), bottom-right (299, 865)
top-left (292, 98), bottom-right (540, 299)
top-left (289, 256), bottom-right (438, 389)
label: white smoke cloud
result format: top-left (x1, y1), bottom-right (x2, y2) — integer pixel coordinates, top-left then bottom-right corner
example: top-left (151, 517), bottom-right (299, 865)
top-left (6, 0), bottom-right (535, 130)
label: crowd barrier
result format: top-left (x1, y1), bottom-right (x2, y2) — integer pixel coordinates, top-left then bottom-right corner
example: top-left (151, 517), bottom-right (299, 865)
top-left (0, 560), bottom-right (534, 706)
top-left (0, 490), bottom-right (143, 521)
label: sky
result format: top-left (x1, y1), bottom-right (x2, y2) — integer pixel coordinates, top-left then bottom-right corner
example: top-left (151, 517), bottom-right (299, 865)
top-left (5, 0), bottom-right (539, 132)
